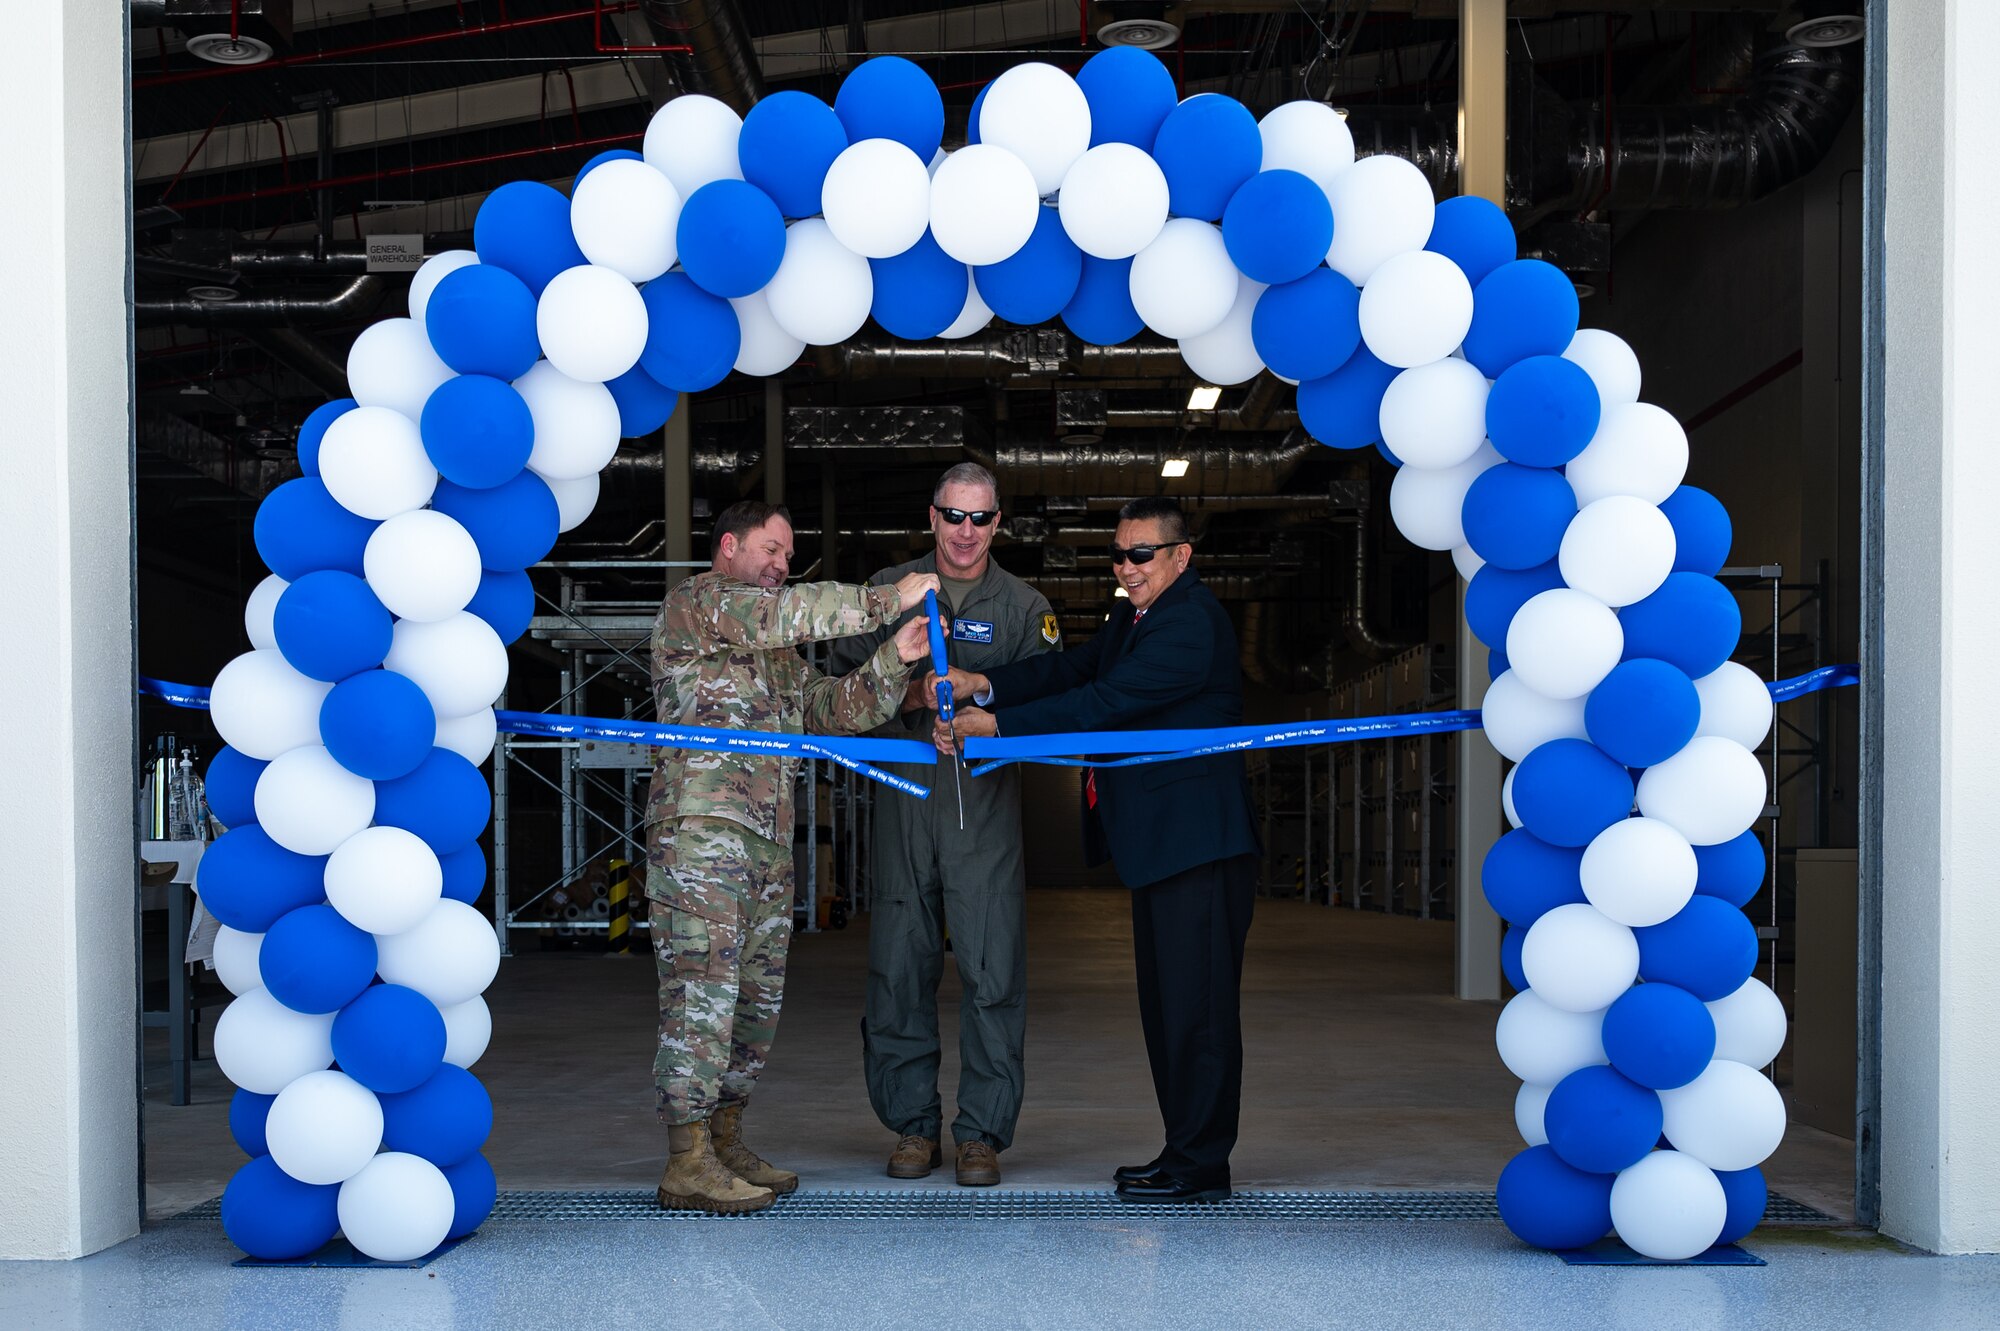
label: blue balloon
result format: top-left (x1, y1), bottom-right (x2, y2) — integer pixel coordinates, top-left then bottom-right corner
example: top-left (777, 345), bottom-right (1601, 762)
top-left (1481, 829), bottom-right (1587, 927)
top-left (320, 669), bottom-right (437, 781)
top-left (229, 1089), bottom-right (276, 1157)
top-left (443, 1153), bottom-right (498, 1240)
top-left (1461, 464), bottom-right (1575, 571)
top-left (1602, 982), bottom-right (1716, 1090)
top-left (1488, 647), bottom-right (1510, 682)
top-left (1584, 659), bottom-right (1701, 769)
top-left (259, 903), bottom-right (378, 1015)
top-left (222, 1155), bottom-right (340, 1261)
top-left (968, 82), bottom-right (989, 143)
top-left (254, 478), bottom-right (379, 581)
top-left (677, 179), bottom-right (787, 298)
top-left (1544, 1066), bottom-right (1663, 1175)
top-left (872, 230), bottom-right (970, 340)
top-left (1496, 1145), bottom-right (1614, 1251)
top-left (1077, 46), bottom-right (1177, 151)
top-left (296, 398), bottom-right (355, 479)
top-left (1619, 572), bottom-right (1741, 678)
top-left (465, 568), bottom-right (535, 644)
top-left (974, 206), bottom-right (1082, 326)
top-left (1637, 896), bottom-right (1759, 1000)
top-left (739, 90), bottom-right (850, 219)
top-left (420, 374), bottom-right (534, 490)
top-left (374, 748), bottom-right (492, 855)
top-left (439, 842), bottom-right (487, 905)
top-left (332, 983), bottom-right (448, 1095)
top-left (834, 56), bottom-right (944, 162)
top-left (196, 826), bottom-right (326, 933)
top-left (638, 272), bottom-right (740, 392)
top-left (604, 363), bottom-right (680, 438)
top-left (572, 148), bottom-right (642, 187)
top-left (1223, 171), bottom-right (1334, 286)
top-left (1060, 255), bottom-right (1143, 345)
top-left (1425, 194), bottom-right (1516, 288)
top-left (432, 473), bottom-right (561, 573)
top-left (1463, 260), bottom-right (1580, 378)
top-left (1501, 927), bottom-right (1527, 991)
top-left (1485, 356), bottom-right (1601, 467)
top-left (1252, 270), bottom-right (1362, 383)
top-left (1297, 347), bottom-right (1399, 449)
top-left (1464, 559), bottom-right (1566, 648)
top-left (1715, 1166), bottom-right (1768, 1245)
top-left (1150, 94), bottom-right (1263, 222)
top-left (381, 1065), bottom-right (494, 1167)
top-left (272, 570), bottom-right (393, 683)
top-left (1660, 485), bottom-right (1733, 575)
top-left (1512, 739), bottom-right (1634, 848)
top-left (1694, 831), bottom-right (1764, 908)
top-left (473, 179), bottom-right (588, 298)
top-left (204, 747), bottom-right (267, 829)
top-left (425, 263), bottom-right (541, 381)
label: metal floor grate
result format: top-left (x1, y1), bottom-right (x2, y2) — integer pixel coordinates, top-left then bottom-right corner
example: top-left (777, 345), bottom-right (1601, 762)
top-left (169, 1188), bottom-right (1839, 1226)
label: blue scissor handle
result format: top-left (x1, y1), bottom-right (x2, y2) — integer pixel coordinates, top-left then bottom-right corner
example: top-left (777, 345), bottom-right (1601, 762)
top-left (924, 589), bottom-right (954, 723)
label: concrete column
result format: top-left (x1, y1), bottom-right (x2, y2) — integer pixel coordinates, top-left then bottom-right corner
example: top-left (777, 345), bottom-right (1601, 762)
top-left (0, 2), bottom-right (140, 1258)
top-left (1876, 0), bottom-right (2000, 1254)
top-left (764, 378), bottom-right (786, 506)
top-left (663, 400), bottom-right (692, 586)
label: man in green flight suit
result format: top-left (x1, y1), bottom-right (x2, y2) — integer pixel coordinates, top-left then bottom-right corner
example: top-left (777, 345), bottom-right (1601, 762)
top-left (827, 463), bottom-right (1062, 1187)
top-left (647, 499), bottom-right (938, 1214)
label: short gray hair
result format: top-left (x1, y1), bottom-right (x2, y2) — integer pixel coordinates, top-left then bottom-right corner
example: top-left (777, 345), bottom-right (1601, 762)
top-left (933, 462), bottom-right (1000, 507)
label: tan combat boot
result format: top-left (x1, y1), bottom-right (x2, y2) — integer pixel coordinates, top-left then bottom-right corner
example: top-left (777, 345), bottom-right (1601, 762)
top-left (658, 1120), bottom-right (775, 1214)
top-left (710, 1101), bottom-right (799, 1196)
top-left (887, 1134), bottom-right (943, 1179)
top-left (956, 1140), bottom-right (1001, 1187)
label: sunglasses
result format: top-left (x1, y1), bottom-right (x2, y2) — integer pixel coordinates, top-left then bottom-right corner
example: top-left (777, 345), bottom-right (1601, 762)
top-left (934, 506), bottom-right (999, 527)
top-left (1108, 541), bottom-right (1187, 566)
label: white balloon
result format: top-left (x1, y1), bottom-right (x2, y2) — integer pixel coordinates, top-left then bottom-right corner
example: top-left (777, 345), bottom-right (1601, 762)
top-left (1452, 544), bottom-right (1486, 582)
top-left (536, 265), bottom-right (647, 384)
top-left (318, 406), bottom-right (438, 521)
top-left (435, 708), bottom-right (498, 766)
top-left (642, 94), bottom-right (744, 199)
top-left (570, 158), bottom-right (682, 283)
top-left (1635, 736), bottom-right (1767, 845)
top-left (440, 995), bottom-right (493, 1069)
top-left (376, 899), bottom-right (502, 1008)
top-left (407, 250), bottom-right (480, 329)
top-left (728, 290), bottom-right (806, 377)
top-left (1565, 402), bottom-right (1689, 507)
top-left (1515, 1082), bottom-right (1554, 1147)
top-left (1359, 251), bottom-right (1474, 369)
top-left (212, 988), bottom-right (335, 1094)
top-left (1177, 280), bottom-right (1267, 386)
top-left (822, 138), bottom-right (932, 259)
top-left (1557, 495), bottom-right (1677, 608)
top-left (211, 926), bottom-right (265, 996)
top-left (208, 649), bottom-right (334, 761)
top-left (515, 360), bottom-right (621, 482)
top-left (930, 144), bottom-right (1041, 266)
top-left (266, 1070), bottom-right (384, 1186)
top-left (1481, 670), bottom-right (1589, 764)
top-left (979, 62), bottom-right (1092, 195)
top-left (364, 510), bottom-right (481, 623)
top-left (384, 612), bottom-right (510, 720)
top-left (1503, 764), bottom-right (1522, 828)
top-left (1057, 143), bottom-right (1169, 260)
top-left (1257, 100), bottom-right (1354, 201)
top-left (1378, 358), bottom-right (1491, 469)
top-left (763, 219), bottom-right (874, 347)
top-left (1506, 589), bottom-right (1624, 701)
top-left (346, 318), bottom-right (454, 424)
top-left (1324, 153), bottom-right (1436, 285)
top-left (1388, 441), bottom-right (1501, 552)
top-left (1706, 977), bottom-right (1788, 1070)
top-left (337, 1152), bottom-right (456, 1263)
top-left (1659, 1060), bottom-right (1787, 1171)
top-left (1611, 1151), bottom-right (1727, 1260)
top-left (937, 278), bottom-right (994, 340)
top-left (245, 574), bottom-right (287, 650)
top-left (254, 746), bottom-right (376, 856)
top-left (1131, 218), bottom-right (1240, 340)
top-left (1494, 989), bottom-right (1608, 1086)
top-left (325, 825), bottom-right (444, 936)
top-left (1694, 662), bottom-right (1774, 750)
top-left (1522, 902), bottom-right (1638, 1013)
top-left (1581, 817), bottom-right (1698, 928)
top-left (1563, 328), bottom-right (1642, 406)
top-left (539, 471), bottom-right (599, 535)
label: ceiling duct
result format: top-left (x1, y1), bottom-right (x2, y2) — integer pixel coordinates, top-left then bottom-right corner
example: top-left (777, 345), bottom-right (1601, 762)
top-left (818, 328), bottom-right (1188, 385)
top-left (640, 0), bottom-right (766, 112)
top-left (135, 275), bottom-right (390, 327)
top-left (991, 428), bottom-right (1314, 497)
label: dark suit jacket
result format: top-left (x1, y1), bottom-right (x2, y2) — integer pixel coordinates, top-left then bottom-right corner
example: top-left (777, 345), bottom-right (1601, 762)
top-left (981, 567), bottom-right (1260, 888)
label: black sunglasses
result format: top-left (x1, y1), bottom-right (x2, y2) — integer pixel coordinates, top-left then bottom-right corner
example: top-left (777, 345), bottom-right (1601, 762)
top-left (1108, 541), bottom-right (1187, 566)
top-left (934, 506), bottom-right (999, 527)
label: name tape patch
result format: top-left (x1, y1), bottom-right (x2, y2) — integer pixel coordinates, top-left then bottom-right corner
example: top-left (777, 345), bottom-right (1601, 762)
top-left (952, 618), bottom-right (995, 644)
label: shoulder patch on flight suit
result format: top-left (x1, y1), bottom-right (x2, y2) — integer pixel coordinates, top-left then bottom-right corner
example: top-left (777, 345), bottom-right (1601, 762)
top-left (1040, 613), bottom-right (1060, 645)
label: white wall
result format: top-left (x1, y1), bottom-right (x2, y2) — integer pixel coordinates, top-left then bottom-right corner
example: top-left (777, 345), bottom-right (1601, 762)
top-left (0, 3), bottom-right (140, 1258)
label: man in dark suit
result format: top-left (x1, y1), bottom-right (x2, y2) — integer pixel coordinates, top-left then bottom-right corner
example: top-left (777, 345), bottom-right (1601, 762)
top-left (930, 497), bottom-right (1260, 1203)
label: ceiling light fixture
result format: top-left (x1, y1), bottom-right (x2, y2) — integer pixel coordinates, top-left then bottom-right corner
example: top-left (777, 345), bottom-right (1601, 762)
top-left (1785, 9), bottom-right (1863, 49)
top-left (1186, 385), bottom-right (1221, 411)
top-left (1161, 458), bottom-right (1190, 478)
top-left (1333, 107), bottom-right (1351, 121)
top-left (186, 32), bottom-right (273, 66)
top-left (188, 285), bottom-right (239, 303)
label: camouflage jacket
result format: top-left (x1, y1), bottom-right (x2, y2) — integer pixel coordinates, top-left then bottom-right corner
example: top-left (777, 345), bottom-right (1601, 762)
top-left (646, 570), bottom-right (911, 863)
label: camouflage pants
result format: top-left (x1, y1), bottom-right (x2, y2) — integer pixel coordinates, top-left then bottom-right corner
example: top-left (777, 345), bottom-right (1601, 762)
top-left (652, 817), bottom-right (795, 1125)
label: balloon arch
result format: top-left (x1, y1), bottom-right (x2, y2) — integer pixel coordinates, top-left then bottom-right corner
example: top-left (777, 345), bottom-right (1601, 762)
top-left (195, 47), bottom-right (1785, 1263)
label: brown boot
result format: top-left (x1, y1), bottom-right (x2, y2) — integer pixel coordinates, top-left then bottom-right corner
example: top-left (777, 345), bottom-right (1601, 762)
top-left (887, 1134), bottom-right (943, 1179)
top-left (710, 1101), bottom-right (798, 1196)
top-left (658, 1120), bottom-right (775, 1214)
top-left (956, 1140), bottom-right (1001, 1187)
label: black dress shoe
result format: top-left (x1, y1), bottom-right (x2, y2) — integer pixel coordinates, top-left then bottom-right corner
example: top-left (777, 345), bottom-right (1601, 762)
top-left (1115, 1170), bottom-right (1231, 1204)
top-left (1112, 1157), bottom-right (1164, 1186)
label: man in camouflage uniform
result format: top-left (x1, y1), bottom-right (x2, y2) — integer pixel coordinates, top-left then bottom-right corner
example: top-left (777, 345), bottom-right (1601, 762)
top-left (648, 499), bottom-right (937, 1213)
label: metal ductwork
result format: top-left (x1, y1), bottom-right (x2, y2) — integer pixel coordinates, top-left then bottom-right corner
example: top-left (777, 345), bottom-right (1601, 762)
top-left (818, 329), bottom-right (1190, 385)
top-left (992, 429), bottom-right (1315, 497)
top-left (641, 0), bottom-right (765, 112)
top-left (1239, 601), bottom-right (1327, 694)
top-left (135, 275), bottom-right (390, 327)
top-left (1028, 572), bottom-right (1292, 605)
